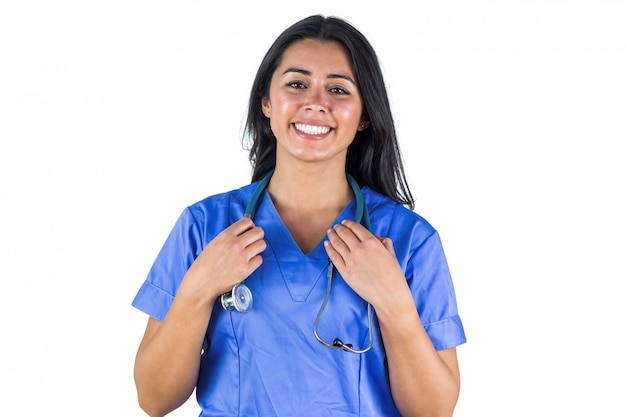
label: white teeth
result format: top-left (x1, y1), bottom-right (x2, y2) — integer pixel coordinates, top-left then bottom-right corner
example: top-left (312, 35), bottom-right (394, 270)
top-left (294, 123), bottom-right (330, 135)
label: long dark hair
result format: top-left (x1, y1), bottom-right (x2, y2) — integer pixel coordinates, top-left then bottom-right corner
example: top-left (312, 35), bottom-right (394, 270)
top-left (243, 14), bottom-right (414, 209)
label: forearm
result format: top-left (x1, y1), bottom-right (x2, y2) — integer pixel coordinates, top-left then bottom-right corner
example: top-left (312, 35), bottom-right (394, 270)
top-left (134, 293), bottom-right (216, 416)
top-left (376, 293), bottom-right (460, 417)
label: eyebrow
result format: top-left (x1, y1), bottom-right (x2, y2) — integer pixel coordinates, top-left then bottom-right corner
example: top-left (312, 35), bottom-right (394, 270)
top-left (282, 67), bottom-right (357, 86)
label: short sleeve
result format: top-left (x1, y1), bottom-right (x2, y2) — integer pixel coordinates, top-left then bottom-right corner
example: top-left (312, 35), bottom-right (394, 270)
top-left (131, 207), bottom-right (203, 321)
top-left (406, 230), bottom-right (466, 350)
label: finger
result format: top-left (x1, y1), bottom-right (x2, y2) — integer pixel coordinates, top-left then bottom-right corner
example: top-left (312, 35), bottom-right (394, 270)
top-left (326, 226), bottom-right (353, 255)
top-left (213, 220), bottom-right (265, 262)
top-left (247, 253), bottom-right (264, 272)
top-left (379, 236), bottom-right (396, 256)
top-left (225, 233), bottom-right (266, 281)
top-left (239, 225), bottom-right (265, 248)
top-left (243, 238), bottom-right (267, 261)
top-left (331, 223), bottom-right (362, 248)
top-left (244, 248), bottom-right (265, 275)
top-left (226, 217), bottom-right (255, 236)
top-left (225, 216), bottom-right (264, 247)
top-left (323, 240), bottom-right (345, 269)
top-left (339, 219), bottom-right (372, 242)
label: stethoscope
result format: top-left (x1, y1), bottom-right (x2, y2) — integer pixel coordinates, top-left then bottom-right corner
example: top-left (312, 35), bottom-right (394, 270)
top-left (220, 169), bottom-right (374, 353)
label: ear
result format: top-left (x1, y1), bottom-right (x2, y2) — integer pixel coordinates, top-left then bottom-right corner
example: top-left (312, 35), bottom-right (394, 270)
top-left (261, 97), bottom-right (271, 118)
top-left (357, 120), bottom-right (370, 131)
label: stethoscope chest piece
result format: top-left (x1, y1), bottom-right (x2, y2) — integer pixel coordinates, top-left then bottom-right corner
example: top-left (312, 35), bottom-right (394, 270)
top-left (218, 169), bottom-right (374, 354)
top-left (221, 283), bottom-right (253, 313)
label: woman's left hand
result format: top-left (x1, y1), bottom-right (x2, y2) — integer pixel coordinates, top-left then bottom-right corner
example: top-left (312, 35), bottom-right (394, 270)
top-left (324, 219), bottom-right (407, 307)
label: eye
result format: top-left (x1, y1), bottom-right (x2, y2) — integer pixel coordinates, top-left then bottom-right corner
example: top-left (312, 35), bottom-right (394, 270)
top-left (287, 81), bottom-right (306, 89)
top-left (329, 86), bottom-right (350, 95)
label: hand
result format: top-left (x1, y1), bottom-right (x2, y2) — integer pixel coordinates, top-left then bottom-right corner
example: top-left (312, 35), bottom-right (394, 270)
top-left (324, 220), bottom-right (406, 307)
top-left (180, 217), bottom-right (266, 305)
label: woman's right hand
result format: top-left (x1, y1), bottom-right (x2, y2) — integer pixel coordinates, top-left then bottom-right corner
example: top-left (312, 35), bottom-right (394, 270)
top-left (177, 216), bottom-right (266, 308)
top-left (134, 217), bottom-right (265, 417)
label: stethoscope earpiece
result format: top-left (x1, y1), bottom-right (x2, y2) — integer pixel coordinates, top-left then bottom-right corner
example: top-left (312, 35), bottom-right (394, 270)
top-left (220, 283), bottom-right (253, 313)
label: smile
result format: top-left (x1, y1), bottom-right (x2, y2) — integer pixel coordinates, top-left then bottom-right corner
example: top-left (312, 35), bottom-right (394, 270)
top-left (294, 123), bottom-right (331, 135)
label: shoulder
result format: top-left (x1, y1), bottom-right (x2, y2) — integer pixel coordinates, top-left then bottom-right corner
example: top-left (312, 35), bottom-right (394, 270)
top-left (363, 187), bottom-right (437, 241)
top-left (185, 182), bottom-right (257, 220)
top-left (170, 183), bottom-right (257, 241)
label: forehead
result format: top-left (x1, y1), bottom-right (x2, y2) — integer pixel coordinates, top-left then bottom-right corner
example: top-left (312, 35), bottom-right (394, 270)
top-left (277, 39), bottom-right (354, 76)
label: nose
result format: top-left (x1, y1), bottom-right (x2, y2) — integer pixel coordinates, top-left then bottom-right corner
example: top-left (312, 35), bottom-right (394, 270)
top-left (304, 87), bottom-right (328, 113)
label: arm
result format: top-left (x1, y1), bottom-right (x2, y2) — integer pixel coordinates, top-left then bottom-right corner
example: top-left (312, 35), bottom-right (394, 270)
top-left (325, 220), bottom-right (460, 417)
top-left (134, 217), bottom-right (266, 417)
top-left (375, 288), bottom-right (460, 417)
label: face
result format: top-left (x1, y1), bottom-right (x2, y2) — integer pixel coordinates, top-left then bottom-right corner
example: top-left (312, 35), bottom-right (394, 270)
top-left (261, 39), bottom-right (368, 168)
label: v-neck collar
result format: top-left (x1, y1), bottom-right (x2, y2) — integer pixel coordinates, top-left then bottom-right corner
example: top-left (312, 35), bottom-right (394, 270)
top-left (254, 190), bottom-right (357, 301)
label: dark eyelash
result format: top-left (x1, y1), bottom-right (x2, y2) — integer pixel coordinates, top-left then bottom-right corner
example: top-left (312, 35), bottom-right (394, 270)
top-left (285, 82), bottom-right (350, 95)
top-left (330, 87), bottom-right (349, 95)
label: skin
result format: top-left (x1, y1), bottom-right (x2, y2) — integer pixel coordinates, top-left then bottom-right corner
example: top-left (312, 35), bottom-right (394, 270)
top-left (261, 39), bottom-right (370, 253)
top-left (134, 39), bottom-right (460, 417)
top-left (326, 221), bottom-right (461, 417)
top-left (134, 217), bottom-right (266, 417)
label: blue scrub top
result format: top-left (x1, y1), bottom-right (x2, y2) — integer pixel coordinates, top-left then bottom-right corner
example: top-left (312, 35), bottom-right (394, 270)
top-left (132, 182), bottom-right (466, 417)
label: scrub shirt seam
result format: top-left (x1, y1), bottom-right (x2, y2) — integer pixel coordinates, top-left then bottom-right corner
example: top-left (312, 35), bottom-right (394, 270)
top-left (145, 281), bottom-right (176, 299)
top-left (358, 353), bottom-right (364, 417)
top-left (191, 197), bottom-right (244, 415)
top-left (184, 206), bottom-right (206, 252)
top-left (422, 315), bottom-right (460, 327)
top-left (413, 228), bottom-right (437, 252)
top-left (417, 230), bottom-right (458, 304)
top-left (229, 310), bottom-right (242, 417)
top-left (228, 194), bottom-right (243, 417)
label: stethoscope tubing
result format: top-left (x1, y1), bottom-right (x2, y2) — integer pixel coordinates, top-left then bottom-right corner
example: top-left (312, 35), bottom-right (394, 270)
top-left (239, 169), bottom-right (375, 353)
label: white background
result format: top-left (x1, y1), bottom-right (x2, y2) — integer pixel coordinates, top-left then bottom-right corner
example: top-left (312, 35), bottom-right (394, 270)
top-left (1, 0), bottom-right (624, 416)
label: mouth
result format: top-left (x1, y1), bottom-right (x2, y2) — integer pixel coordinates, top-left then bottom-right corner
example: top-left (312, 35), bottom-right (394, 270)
top-left (294, 123), bottom-right (331, 136)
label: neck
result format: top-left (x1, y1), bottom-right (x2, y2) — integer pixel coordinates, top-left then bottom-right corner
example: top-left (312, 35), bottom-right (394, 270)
top-left (267, 164), bottom-right (353, 213)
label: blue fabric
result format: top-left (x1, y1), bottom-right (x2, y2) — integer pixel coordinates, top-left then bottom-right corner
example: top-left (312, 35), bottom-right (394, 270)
top-left (132, 181), bottom-right (466, 416)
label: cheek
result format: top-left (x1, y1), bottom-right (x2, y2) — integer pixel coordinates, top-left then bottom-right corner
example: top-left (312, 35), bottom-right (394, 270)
top-left (336, 106), bottom-right (363, 129)
top-left (268, 101), bottom-right (297, 138)
top-left (277, 97), bottom-right (297, 114)
top-left (270, 92), bottom-right (300, 118)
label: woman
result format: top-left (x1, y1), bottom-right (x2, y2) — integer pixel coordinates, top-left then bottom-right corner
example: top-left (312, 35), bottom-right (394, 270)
top-left (132, 14), bottom-right (466, 417)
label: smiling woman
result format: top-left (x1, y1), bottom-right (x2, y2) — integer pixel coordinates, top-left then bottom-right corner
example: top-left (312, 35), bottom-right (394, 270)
top-left (262, 39), bottom-right (368, 170)
top-left (131, 14), bottom-right (465, 417)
